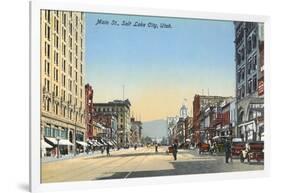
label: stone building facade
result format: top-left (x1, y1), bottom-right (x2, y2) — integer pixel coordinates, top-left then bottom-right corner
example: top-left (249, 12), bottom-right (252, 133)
top-left (93, 99), bottom-right (131, 146)
top-left (234, 22), bottom-right (264, 142)
top-left (40, 10), bottom-right (86, 156)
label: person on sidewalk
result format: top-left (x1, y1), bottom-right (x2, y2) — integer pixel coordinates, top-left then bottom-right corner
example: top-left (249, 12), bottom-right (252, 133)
top-left (172, 142), bottom-right (178, 160)
top-left (106, 144), bottom-right (110, 156)
top-left (155, 143), bottom-right (158, 153)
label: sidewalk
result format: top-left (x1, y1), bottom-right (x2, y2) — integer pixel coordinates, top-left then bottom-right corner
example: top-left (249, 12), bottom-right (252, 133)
top-left (42, 149), bottom-right (119, 163)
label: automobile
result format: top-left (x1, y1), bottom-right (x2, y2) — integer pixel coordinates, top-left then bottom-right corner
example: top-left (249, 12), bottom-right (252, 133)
top-left (240, 141), bottom-right (264, 163)
top-left (231, 138), bottom-right (245, 158)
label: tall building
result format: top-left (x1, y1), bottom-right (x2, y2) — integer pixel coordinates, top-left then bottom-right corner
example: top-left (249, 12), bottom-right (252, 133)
top-left (234, 22), bottom-right (264, 142)
top-left (40, 10), bottom-right (86, 156)
top-left (93, 99), bottom-right (131, 146)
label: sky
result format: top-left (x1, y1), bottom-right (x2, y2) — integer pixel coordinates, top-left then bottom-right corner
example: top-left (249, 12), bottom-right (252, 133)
top-left (85, 13), bottom-right (235, 122)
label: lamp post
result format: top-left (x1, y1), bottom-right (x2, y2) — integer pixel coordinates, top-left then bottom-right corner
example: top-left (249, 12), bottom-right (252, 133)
top-left (74, 117), bottom-right (77, 156)
top-left (56, 136), bottom-right (60, 159)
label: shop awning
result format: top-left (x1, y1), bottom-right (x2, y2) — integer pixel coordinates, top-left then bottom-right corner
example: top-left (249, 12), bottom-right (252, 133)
top-left (41, 140), bottom-right (52, 149)
top-left (87, 140), bottom-right (93, 145)
top-left (45, 137), bottom-right (73, 146)
top-left (76, 141), bottom-right (88, 147)
top-left (212, 136), bottom-right (220, 140)
top-left (107, 140), bottom-right (114, 146)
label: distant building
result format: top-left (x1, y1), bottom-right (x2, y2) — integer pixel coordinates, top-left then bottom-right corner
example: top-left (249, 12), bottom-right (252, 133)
top-left (193, 95), bottom-right (233, 143)
top-left (234, 22), bottom-right (264, 142)
top-left (93, 112), bottom-right (117, 141)
top-left (180, 104), bottom-right (188, 118)
top-left (130, 117), bottom-right (143, 145)
top-left (167, 116), bottom-right (179, 144)
top-left (93, 99), bottom-right (131, 146)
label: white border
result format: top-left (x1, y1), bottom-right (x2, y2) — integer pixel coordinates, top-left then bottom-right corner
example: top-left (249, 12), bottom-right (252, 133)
top-left (30, 0), bottom-right (271, 192)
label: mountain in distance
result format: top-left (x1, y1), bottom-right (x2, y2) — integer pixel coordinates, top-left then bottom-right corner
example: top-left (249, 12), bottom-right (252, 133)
top-left (142, 119), bottom-right (167, 138)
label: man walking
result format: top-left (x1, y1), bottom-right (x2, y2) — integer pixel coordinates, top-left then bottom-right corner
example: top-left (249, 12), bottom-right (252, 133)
top-left (224, 139), bottom-right (231, 163)
top-left (172, 142), bottom-right (178, 160)
top-left (106, 144), bottom-right (110, 156)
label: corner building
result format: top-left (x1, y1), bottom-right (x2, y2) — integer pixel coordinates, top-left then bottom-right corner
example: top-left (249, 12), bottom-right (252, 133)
top-left (234, 22), bottom-right (264, 142)
top-left (40, 10), bottom-right (86, 156)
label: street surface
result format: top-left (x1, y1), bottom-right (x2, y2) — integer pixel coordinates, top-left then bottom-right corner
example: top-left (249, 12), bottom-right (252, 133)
top-left (41, 146), bottom-right (263, 183)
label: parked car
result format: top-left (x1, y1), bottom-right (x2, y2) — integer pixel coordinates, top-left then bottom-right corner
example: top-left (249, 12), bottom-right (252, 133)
top-left (231, 138), bottom-right (245, 158)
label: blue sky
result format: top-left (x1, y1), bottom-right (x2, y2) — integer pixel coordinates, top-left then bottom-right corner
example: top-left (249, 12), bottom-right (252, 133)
top-left (85, 13), bottom-right (235, 121)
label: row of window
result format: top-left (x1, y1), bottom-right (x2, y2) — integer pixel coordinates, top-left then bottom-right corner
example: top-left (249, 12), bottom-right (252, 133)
top-left (45, 11), bottom-right (84, 37)
top-left (237, 74), bottom-right (257, 99)
top-left (44, 98), bottom-right (84, 122)
top-left (237, 54), bottom-right (257, 83)
top-left (44, 126), bottom-right (68, 140)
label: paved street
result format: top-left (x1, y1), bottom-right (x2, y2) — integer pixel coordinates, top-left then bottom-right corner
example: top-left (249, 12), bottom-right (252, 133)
top-left (41, 146), bottom-right (263, 183)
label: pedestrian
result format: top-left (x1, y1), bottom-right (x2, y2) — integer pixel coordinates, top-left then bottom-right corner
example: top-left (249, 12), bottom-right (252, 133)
top-left (101, 146), bottom-right (104, 154)
top-left (134, 144), bottom-right (137, 150)
top-left (224, 139), bottom-right (231, 163)
top-left (155, 143), bottom-right (158, 153)
top-left (106, 144), bottom-right (110, 156)
top-left (172, 142), bottom-right (178, 160)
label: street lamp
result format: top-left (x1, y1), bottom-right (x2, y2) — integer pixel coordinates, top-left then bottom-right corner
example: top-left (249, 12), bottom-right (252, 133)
top-left (56, 136), bottom-right (60, 159)
top-left (74, 116), bottom-right (77, 156)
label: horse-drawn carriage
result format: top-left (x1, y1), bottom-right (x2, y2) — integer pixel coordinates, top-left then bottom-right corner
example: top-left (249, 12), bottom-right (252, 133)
top-left (198, 143), bottom-right (210, 154)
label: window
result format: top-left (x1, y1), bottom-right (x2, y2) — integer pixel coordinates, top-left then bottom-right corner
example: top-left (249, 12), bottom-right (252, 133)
top-left (44, 60), bottom-right (50, 76)
top-left (45, 10), bottom-right (50, 23)
top-left (69, 36), bottom-right (72, 49)
top-left (45, 24), bottom-right (50, 40)
top-left (247, 60), bottom-right (251, 75)
top-left (62, 74), bottom-right (66, 87)
top-left (252, 33), bottom-right (257, 49)
top-left (55, 103), bottom-right (59, 115)
top-left (247, 79), bottom-right (252, 94)
top-left (69, 22), bottom-right (72, 35)
top-left (253, 55), bottom-right (257, 71)
top-left (69, 80), bottom-right (72, 91)
top-left (241, 68), bottom-right (245, 81)
top-left (241, 85), bottom-right (245, 98)
top-left (55, 51), bottom-right (59, 65)
top-left (62, 59), bottom-right (66, 72)
top-left (253, 75), bottom-right (257, 91)
top-left (69, 51), bottom-right (72, 63)
top-left (62, 28), bottom-right (66, 42)
top-left (247, 38), bottom-right (252, 54)
top-left (237, 70), bottom-right (241, 83)
top-left (69, 66), bottom-right (72, 77)
top-left (63, 13), bottom-right (67, 26)
top-left (62, 44), bottom-right (66, 57)
top-left (45, 42), bottom-right (50, 59)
